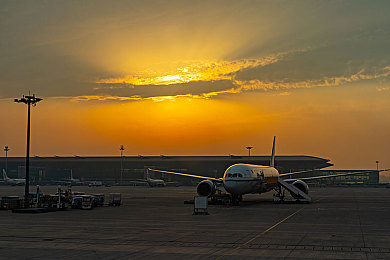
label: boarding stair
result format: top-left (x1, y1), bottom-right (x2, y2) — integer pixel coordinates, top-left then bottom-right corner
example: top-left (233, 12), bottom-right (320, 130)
top-left (274, 178), bottom-right (312, 203)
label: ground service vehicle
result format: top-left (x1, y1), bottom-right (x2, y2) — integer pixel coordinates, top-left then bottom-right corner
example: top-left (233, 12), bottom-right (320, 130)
top-left (92, 194), bottom-right (105, 207)
top-left (80, 195), bottom-right (93, 209)
top-left (72, 191), bottom-right (85, 196)
top-left (71, 196), bottom-right (83, 209)
top-left (108, 193), bottom-right (121, 206)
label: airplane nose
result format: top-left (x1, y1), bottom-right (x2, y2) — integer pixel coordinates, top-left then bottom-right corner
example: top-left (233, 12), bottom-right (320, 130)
top-left (223, 180), bottom-right (243, 194)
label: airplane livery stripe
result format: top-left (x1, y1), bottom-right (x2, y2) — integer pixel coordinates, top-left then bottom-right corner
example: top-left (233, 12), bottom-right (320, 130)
top-left (224, 179), bottom-right (263, 182)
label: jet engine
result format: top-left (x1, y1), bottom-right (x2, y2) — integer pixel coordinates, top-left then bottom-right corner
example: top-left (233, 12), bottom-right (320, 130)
top-left (196, 180), bottom-right (216, 197)
top-left (292, 180), bottom-right (309, 194)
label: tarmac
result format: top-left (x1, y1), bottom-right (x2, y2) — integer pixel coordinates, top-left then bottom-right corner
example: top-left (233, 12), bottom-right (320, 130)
top-left (1, 185), bottom-right (390, 259)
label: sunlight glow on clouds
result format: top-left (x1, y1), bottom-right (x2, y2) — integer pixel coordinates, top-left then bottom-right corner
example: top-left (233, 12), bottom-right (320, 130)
top-left (97, 55), bottom-right (282, 86)
top-left (376, 87), bottom-right (389, 91)
top-left (76, 60), bottom-right (390, 102)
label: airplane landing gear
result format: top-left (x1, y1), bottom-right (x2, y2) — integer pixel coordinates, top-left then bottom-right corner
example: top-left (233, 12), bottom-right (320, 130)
top-left (209, 193), bottom-right (243, 206)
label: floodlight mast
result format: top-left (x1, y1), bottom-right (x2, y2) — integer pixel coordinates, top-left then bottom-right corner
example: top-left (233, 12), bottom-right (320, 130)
top-left (246, 146), bottom-right (253, 160)
top-left (4, 146), bottom-right (9, 175)
top-left (14, 94), bottom-right (42, 208)
top-left (120, 145), bottom-right (124, 185)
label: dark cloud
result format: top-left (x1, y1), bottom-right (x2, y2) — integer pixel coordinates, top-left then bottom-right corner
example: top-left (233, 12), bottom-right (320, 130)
top-left (236, 34), bottom-right (390, 85)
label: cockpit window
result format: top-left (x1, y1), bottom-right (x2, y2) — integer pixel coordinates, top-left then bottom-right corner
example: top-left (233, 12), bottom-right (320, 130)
top-left (238, 174), bottom-right (243, 178)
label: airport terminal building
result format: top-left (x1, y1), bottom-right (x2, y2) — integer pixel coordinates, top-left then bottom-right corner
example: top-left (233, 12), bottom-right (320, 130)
top-left (0, 155), bottom-right (379, 185)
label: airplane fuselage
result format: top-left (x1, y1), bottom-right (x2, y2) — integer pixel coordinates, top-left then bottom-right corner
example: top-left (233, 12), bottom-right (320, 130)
top-left (4, 178), bottom-right (26, 185)
top-left (222, 164), bottom-right (279, 195)
top-left (147, 179), bottom-right (166, 187)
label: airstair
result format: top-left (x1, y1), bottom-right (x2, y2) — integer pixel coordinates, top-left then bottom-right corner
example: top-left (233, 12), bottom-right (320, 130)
top-left (274, 178), bottom-right (312, 203)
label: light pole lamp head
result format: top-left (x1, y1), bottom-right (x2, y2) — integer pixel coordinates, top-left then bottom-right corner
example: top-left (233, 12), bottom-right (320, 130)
top-left (14, 98), bottom-right (26, 103)
top-left (246, 146), bottom-right (253, 150)
top-left (4, 146), bottom-right (9, 152)
top-left (120, 145), bottom-right (125, 151)
top-left (14, 94), bottom-right (42, 105)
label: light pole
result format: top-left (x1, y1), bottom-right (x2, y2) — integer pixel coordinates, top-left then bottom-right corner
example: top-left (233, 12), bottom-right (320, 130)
top-left (246, 146), bottom-right (253, 160)
top-left (120, 145), bottom-right (124, 185)
top-left (4, 146), bottom-right (9, 174)
top-left (15, 94), bottom-right (42, 208)
top-left (376, 161), bottom-right (379, 171)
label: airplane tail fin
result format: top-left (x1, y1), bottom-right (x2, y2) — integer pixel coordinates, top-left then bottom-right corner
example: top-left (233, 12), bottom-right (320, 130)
top-left (270, 136), bottom-right (276, 168)
top-left (145, 169), bottom-right (151, 181)
top-left (2, 169), bottom-right (9, 180)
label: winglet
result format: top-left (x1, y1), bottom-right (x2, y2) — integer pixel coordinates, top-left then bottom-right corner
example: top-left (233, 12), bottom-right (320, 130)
top-left (270, 136), bottom-right (276, 168)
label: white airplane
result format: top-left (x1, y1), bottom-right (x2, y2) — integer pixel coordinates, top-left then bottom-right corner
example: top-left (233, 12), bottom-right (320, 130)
top-left (2, 169), bottom-right (26, 185)
top-left (149, 137), bottom-right (390, 205)
top-left (144, 169), bottom-right (166, 187)
top-left (69, 169), bottom-right (81, 183)
top-left (58, 169), bottom-right (83, 186)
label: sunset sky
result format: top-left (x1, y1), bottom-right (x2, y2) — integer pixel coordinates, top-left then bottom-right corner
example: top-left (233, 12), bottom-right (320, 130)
top-left (1, 1), bottom-right (389, 170)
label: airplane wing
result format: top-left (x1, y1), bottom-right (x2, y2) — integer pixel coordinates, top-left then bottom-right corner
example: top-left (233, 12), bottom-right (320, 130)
top-left (148, 168), bottom-right (223, 183)
top-left (283, 168), bottom-right (390, 182)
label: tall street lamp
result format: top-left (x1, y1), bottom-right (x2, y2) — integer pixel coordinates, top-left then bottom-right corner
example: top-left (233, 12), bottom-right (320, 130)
top-left (15, 94), bottom-right (42, 208)
top-left (376, 161), bottom-right (379, 171)
top-left (246, 146), bottom-right (253, 160)
top-left (120, 145), bottom-right (125, 185)
top-left (4, 146), bottom-right (9, 174)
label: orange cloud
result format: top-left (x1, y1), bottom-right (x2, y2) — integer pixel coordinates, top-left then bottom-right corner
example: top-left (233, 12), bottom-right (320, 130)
top-left (96, 55), bottom-right (283, 86)
top-left (71, 66), bottom-right (390, 103)
top-left (233, 67), bottom-right (390, 92)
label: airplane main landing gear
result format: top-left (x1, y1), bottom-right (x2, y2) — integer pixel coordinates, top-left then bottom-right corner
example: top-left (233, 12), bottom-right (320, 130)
top-left (209, 193), bottom-right (243, 206)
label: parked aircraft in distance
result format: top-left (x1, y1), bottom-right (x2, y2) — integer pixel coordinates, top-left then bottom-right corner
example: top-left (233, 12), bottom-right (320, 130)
top-left (145, 169), bottom-right (166, 187)
top-left (149, 137), bottom-right (390, 205)
top-left (69, 169), bottom-right (81, 184)
top-left (125, 169), bottom-right (166, 187)
top-left (2, 169), bottom-right (26, 185)
top-left (87, 180), bottom-right (103, 187)
top-left (57, 169), bottom-right (84, 186)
